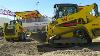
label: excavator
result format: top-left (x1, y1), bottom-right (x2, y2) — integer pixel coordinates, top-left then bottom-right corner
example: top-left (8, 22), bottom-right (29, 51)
top-left (3, 20), bottom-right (26, 41)
top-left (31, 3), bottom-right (100, 46)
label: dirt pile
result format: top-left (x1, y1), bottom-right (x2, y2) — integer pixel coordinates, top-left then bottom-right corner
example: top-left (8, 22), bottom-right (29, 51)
top-left (0, 39), bottom-right (40, 56)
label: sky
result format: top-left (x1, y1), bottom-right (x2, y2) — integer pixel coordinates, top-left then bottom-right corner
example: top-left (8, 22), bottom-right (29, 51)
top-left (0, 0), bottom-right (100, 20)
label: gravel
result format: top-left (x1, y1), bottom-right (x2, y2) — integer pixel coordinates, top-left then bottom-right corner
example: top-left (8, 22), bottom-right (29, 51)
top-left (41, 48), bottom-right (100, 56)
top-left (0, 37), bottom-right (100, 56)
top-left (0, 38), bottom-right (40, 56)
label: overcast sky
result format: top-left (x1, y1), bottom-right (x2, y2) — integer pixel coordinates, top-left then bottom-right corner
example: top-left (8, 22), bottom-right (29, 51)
top-left (0, 0), bottom-right (100, 19)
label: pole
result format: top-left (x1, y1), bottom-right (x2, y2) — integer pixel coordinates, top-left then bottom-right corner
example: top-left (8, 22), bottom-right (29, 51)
top-left (36, 1), bottom-right (39, 10)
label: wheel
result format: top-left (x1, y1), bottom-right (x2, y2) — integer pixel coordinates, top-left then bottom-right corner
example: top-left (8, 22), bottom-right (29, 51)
top-left (6, 38), bottom-right (14, 42)
top-left (75, 29), bottom-right (92, 45)
top-left (6, 38), bottom-right (10, 41)
top-left (19, 33), bottom-right (26, 41)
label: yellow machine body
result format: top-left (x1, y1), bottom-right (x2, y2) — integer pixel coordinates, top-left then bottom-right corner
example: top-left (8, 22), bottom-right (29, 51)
top-left (3, 20), bottom-right (26, 41)
top-left (45, 3), bottom-right (100, 44)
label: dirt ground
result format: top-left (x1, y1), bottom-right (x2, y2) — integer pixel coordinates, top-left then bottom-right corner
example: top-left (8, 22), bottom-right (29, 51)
top-left (0, 37), bottom-right (100, 56)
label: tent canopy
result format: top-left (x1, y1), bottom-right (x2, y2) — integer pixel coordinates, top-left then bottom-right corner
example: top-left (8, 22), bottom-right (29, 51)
top-left (15, 10), bottom-right (42, 19)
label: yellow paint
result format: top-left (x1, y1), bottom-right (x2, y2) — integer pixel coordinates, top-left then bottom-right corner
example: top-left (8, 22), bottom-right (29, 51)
top-left (46, 3), bottom-right (100, 43)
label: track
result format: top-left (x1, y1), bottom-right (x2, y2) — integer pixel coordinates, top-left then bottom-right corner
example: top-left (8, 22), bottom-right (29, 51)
top-left (37, 42), bottom-right (100, 56)
top-left (37, 37), bottom-right (100, 56)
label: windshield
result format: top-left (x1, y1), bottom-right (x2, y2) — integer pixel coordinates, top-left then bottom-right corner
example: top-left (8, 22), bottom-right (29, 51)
top-left (10, 20), bottom-right (22, 25)
top-left (54, 6), bottom-right (77, 19)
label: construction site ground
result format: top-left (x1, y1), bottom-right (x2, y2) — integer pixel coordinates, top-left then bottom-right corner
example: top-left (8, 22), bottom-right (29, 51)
top-left (0, 36), bottom-right (100, 56)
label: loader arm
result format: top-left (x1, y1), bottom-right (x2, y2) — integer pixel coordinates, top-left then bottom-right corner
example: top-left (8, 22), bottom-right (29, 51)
top-left (55, 3), bottom-right (99, 25)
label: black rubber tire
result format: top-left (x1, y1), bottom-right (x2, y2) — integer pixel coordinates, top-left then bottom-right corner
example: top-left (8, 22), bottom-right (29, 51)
top-left (6, 38), bottom-right (10, 41)
top-left (19, 33), bottom-right (26, 41)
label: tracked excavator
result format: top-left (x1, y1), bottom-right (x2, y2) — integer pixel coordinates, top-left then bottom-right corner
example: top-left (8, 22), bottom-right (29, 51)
top-left (31, 3), bottom-right (100, 46)
top-left (3, 20), bottom-right (26, 41)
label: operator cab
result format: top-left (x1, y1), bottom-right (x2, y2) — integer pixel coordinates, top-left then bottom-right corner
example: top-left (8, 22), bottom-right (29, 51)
top-left (10, 20), bottom-right (22, 25)
top-left (54, 4), bottom-right (78, 19)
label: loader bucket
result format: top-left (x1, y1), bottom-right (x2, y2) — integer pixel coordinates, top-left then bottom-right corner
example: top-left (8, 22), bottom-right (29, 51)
top-left (30, 31), bottom-right (47, 43)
